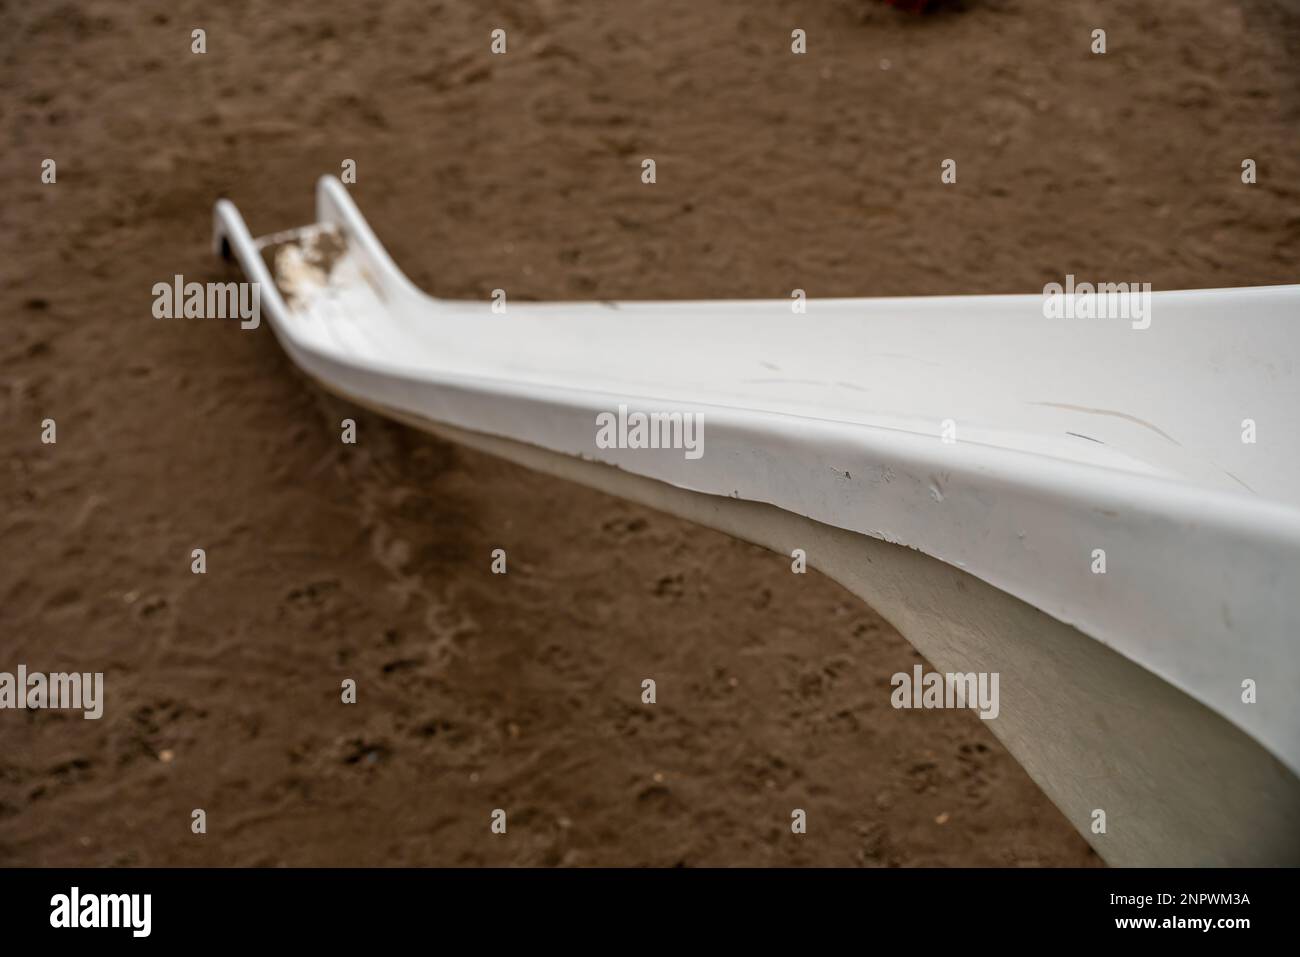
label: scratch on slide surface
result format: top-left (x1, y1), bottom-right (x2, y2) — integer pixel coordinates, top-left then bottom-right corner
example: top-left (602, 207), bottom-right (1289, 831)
top-left (1029, 401), bottom-right (1181, 445)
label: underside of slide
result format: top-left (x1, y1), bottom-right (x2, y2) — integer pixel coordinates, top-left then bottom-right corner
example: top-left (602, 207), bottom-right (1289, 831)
top-left (213, 176), bottom-right (1300, 866)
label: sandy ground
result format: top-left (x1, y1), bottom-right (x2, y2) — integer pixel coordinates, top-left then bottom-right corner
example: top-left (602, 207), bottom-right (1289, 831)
top-left (2, 0), bottom-right (1297, 866)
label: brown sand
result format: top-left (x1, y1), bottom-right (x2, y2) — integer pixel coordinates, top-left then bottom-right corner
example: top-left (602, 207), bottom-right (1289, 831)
top-left (2, 0), bottom-right (1297, 866)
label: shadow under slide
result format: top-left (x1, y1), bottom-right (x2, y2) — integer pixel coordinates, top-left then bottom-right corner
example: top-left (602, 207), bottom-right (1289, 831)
top-left (213, 176), bottom-right (1300, 866)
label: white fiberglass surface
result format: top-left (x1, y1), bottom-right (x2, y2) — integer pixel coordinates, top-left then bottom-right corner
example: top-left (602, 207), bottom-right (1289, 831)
top-left (286, 240), bottom-right (1299, 508)
top-left (217, 179), bottom-right (1300, 779)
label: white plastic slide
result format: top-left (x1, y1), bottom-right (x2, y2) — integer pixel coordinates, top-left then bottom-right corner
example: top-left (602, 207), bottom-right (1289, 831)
top-left (214, 177), bottom-right (1300, 865)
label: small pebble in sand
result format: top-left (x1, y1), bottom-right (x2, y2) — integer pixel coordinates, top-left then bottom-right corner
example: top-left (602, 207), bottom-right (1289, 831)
top-left (652, 771), bottom-right (664, 783)
top-left (935, 812), bottom-right (950, 825)
top-left (158, 749), bottom-right (174, 764)
top-left (880, 58), bottom-right (892, 71)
